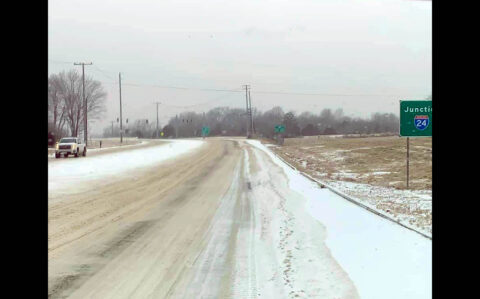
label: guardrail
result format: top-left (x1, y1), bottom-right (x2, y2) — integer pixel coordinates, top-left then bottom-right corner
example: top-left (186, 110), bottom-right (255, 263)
top-left (270, 149), bottom-right (432, 240)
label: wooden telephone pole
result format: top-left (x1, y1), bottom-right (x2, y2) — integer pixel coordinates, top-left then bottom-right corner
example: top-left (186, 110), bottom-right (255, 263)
top-left (73, 62), bottom-right (93, 145)
top-left (119, 73), bottom-right (123, 143)
top-left (155, 102), bottom-right (161, 138)
top-left (243, 84), bottom-right (251, 138)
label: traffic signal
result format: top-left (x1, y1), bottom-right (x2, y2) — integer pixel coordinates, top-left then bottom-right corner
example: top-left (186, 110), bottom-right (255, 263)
top-left (126, 118), bottom-right (128, 123)
top-left (146, 119), bottom-right (148, 124)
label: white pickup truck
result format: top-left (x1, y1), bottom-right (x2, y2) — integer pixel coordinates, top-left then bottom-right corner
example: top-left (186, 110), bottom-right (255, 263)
top-left (55, 137), bottom-right (87, 158)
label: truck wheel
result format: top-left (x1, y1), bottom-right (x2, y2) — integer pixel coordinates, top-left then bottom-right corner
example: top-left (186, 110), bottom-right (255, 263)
top-left (55, 153), bottom-right (60, 159)
top-left (74, 150), bottom-right (79, 158)
top-left (64, 153), bottom-right (68, 158)
top-left (83, 148), bottom-right (87, 157)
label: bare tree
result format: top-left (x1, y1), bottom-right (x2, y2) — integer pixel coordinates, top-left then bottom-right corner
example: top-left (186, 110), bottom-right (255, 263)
top-left (84, 79), bottom-right (107, 121)
top-left (48, 74), bottom-right (68, 137)
top-left (50, 70), bottom-right (107, 137)
top-left (283, 111), bottom-right (301, 137)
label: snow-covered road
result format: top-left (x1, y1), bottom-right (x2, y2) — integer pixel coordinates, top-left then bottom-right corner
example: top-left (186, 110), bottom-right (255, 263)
top-left (48, 138), bottom-right (431, 298)
top-left (248, 140), bottom-right (431, 299)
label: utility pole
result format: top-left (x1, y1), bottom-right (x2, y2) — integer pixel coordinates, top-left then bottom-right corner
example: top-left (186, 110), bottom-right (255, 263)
top-left (202, 111), bottom-right (206, 139)
top-left (119, 72), bottom-right (123, 143)
top-left (154, 102), bottom-right (161, 138)
top-left (243, 84), bottom-right (250, 138)
top-left (175, 114), bottom-right (179, 138)
top-left (74, 62), bottom-right (93, 146)
top-left (248, 88), bottom-right (254, 135)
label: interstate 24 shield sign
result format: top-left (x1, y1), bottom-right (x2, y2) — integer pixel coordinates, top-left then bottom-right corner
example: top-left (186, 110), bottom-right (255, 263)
top-left (414, 115), bottom-right (429, 131)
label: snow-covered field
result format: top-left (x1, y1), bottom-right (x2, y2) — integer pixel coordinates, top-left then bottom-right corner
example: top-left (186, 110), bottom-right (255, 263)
top-left (265, 137), bottom-right (432, 236)
top-left (326, 180), bottom-right (432, 236)
top-left (48, 139), bottom-right (205, 193)
top-left (248, 140), bottom-right (431, 299)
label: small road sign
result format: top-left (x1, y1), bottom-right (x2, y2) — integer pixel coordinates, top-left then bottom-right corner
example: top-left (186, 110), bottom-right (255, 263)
top-left (202, 126), bottom-right (210, 136)
top-left (400, 100), bottom-right (432, 137)
top-left (274, 124), bottom-right (285, 133)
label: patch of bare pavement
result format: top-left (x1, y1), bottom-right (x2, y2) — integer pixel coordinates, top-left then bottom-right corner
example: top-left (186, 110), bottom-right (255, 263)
top-left (48, 138), bottom-right (360, 298)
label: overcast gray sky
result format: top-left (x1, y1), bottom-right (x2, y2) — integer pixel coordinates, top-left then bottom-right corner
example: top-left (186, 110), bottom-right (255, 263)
top-left (48, 0), bottom-right (431, 135)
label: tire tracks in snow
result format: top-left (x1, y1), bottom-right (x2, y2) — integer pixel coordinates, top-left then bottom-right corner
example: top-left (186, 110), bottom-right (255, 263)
top-left (249, 144), bottom-right (360, 299)
top-left (48, 141), bottom-right (239, 298)
top-left (229, 148), bottom-right (258, 298)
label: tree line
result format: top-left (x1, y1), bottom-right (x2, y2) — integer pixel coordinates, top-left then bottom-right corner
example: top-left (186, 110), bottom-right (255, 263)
top-left (103, 106), bottom-right (401, 139)
top-left (48, 70), bottom-right (107, 139)
top-left (48, 70), bottom-right (427, 140)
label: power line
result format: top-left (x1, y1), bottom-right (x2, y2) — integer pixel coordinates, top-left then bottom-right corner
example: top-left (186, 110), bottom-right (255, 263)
top-left (121, 93), bottom-right (238, 114)
top-left (50, 59), bottom-right (427, 98)
top-left (91, 66), bottom-right (116, 81)
top-left (253, 90), bottom-right (418, 97)
top-left (104, 81), bottom-right (424, 98)
top-left (49, 59), bottom-right (73, 64)
top-left (161, 93), bottom-right (240, 109)
top-left (119, 82), bottom-right (244, 93)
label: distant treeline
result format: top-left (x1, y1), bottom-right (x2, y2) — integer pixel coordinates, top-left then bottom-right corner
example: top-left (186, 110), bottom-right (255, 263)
top-left (103, 106), bottom-right (400, 139)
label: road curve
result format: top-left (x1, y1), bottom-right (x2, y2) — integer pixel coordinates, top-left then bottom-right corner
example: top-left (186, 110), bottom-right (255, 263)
top-left (47, 138), bottom-right (384, 298)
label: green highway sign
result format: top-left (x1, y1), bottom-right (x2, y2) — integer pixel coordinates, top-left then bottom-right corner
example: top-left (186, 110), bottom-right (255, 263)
top-left (274, 124), bottom-right (285, 133)
top-left (202, 126), bottom-right (210, 136)
top-left (400, 100), bottom-right (432, 137)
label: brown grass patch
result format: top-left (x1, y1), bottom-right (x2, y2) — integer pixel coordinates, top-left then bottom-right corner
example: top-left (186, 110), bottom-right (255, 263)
top-left (263, 135), bottom-right (432, 190)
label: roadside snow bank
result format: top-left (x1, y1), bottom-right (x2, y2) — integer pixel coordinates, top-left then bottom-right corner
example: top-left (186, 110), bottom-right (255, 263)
top-left (247, 140), bottom-right (431, 299)
top-left (47, 141), bottom-right (149, 158)
top-left (49, 140), bottom-right (204, 193)
top-left (326, 180), bottom-right (432, 236)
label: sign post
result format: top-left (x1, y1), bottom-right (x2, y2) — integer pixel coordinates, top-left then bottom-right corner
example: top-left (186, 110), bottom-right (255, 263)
top-left (407, 137), bottom-right (410, 188)
top-left (274, 124), bottom-right (285, 145)
top-left (400, 100), bottom-right (432, 189)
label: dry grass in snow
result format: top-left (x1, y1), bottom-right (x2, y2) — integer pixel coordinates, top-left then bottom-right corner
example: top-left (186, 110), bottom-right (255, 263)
top-left (263, 135), bottom-right (432, 236)
top-left (266, 135), bottom-right (431, 190)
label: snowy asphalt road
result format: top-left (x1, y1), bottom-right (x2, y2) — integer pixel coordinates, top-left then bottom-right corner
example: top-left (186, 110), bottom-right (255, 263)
top-left (48, 138), bottom-right (431, 298)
